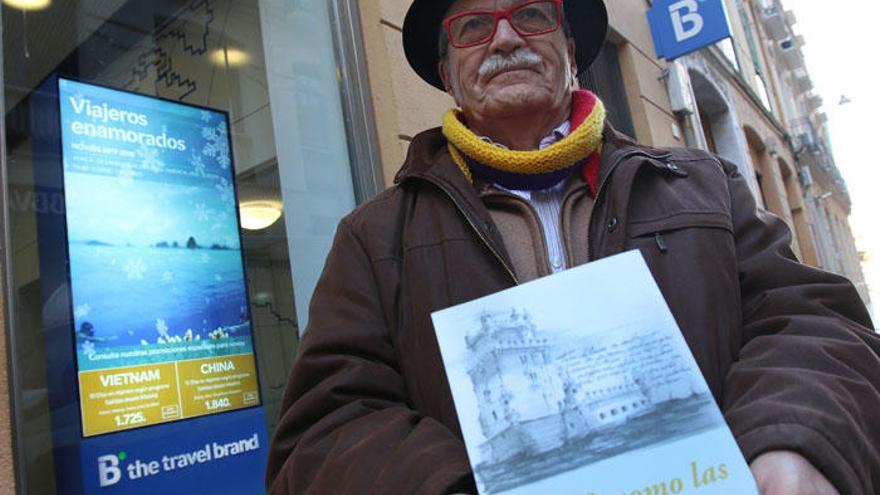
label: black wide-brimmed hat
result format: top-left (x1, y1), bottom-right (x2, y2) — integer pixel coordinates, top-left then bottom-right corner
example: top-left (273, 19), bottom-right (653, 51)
top-left (403, 0), bottom-right (608, 91)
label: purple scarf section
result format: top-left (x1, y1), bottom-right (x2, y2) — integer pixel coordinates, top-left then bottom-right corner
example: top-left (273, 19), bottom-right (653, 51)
top-left (465, 155), bottom-right (583, 191)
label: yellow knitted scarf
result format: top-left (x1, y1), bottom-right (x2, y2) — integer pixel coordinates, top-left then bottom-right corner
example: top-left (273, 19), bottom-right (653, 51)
top-left (442, 90), bottom-right (606, 184)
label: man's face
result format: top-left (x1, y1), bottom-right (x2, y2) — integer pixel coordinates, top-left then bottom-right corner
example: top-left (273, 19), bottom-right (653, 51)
top-left (438, 0), bottom-right (577, 120)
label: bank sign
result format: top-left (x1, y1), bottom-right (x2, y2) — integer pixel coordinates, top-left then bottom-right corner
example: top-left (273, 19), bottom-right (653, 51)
top-left (648, 0), bottom-right (732, 61)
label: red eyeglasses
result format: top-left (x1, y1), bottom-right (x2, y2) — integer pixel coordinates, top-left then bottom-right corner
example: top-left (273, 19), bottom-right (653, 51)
top-left (442, 0), bottom-right (563, 49)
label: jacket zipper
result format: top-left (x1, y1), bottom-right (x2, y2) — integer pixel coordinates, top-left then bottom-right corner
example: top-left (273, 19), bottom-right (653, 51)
top-left (482, 189), bottom-right (555, 276)
top-left (558, 181), bottom-right (590, 269)
top-left (586, 150), bottom-right (659, 261)
top-left (409, 177), bottom-right (520, 285)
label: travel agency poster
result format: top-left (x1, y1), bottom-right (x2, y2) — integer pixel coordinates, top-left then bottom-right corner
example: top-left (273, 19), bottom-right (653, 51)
top-left (49, 77), bottom-right (267, 493)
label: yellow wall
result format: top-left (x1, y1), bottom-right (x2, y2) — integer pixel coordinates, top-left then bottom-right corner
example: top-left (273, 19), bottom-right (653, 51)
top-left (0, 266), bottom-right (16, 493)
top-left (606, 2), bottom-right (679, 147)
top-left (358, 0), bottom-right (454, 185)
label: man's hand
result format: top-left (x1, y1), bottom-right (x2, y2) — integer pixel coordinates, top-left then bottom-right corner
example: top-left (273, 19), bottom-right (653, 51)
top-left (750, 450), bottom-right (840, 495)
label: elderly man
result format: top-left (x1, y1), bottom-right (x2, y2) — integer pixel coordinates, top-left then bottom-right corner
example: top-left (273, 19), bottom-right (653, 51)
top-left (266, 0), bottom-right (880, 493)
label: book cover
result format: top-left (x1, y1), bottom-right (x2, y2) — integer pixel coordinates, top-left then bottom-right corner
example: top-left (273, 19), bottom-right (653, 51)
top-left (431, 250), bottom-right (759, 495)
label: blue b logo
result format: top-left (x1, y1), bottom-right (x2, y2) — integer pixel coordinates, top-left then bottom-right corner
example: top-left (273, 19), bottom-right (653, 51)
top-left (648, 0), bottom-right (732, 61)
top-left (669, 0), bottom-right (704, 42)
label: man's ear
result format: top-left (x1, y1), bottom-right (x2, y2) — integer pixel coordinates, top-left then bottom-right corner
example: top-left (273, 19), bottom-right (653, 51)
top-left (439, 60), bottom-right (453, 93)
top-left (438, 59), bottom-right (460, 105)
top-left (567, 38), bottom-right (578, 83)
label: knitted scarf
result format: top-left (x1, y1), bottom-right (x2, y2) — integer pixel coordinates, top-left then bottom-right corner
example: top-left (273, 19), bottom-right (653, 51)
top-left (442, 89), bottom-right (606, 193)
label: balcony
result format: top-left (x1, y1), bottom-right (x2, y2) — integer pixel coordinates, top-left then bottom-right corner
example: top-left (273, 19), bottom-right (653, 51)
top-left (792, 68), bottom-right (813, 93)
top-left (789, 117), bottom-right (821, 154)
top-left (779, 38), bottom-right (805, 70)
top-left (806, 94), bottom-right (823, 112)
top-left (761, 5), bottom-right (790, 41)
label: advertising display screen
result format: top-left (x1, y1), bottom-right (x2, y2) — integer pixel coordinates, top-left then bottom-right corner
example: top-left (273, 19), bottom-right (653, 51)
top-left (56, 78), bottom-right (261, 438)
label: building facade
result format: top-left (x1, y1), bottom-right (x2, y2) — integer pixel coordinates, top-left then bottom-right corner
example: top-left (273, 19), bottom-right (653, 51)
top-left (0, 0), bottom-right (870, 492)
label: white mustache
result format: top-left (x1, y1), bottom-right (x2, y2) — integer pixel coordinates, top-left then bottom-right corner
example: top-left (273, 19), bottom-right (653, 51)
top-left (477, 48), bottom-right (543, 80)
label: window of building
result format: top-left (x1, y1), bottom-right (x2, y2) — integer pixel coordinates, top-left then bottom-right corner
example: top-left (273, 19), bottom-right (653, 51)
top-left (755, 75), bottom-right (773, 111)
top-left (739, 0), bottom-right (774, 113)
top-left (716, 38), bottom-right (741, 72)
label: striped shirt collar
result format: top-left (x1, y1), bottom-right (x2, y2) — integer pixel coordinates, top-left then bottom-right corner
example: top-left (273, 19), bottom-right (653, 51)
top-left (477, 119), bottom-right (572, 151)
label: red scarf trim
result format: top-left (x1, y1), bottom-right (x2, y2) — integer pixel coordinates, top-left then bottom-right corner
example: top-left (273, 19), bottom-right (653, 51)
top-left (570, 90), bottom-right (602, 197)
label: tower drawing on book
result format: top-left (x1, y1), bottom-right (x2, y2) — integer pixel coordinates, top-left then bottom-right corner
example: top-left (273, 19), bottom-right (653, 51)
top-left (433, 251), bottom-right (759, 495)
top-left (465, 309), bottom-right (721, 493)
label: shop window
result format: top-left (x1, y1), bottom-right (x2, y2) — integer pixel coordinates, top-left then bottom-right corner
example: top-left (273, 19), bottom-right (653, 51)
top-left (715, 38), bottom-right (741, 72)
top-left (1, 0), bottom-right (374, 492)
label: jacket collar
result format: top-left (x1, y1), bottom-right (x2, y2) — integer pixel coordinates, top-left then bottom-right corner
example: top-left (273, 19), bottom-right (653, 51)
top-left (393, 123), bottom-right (677, 269)
top-left (598, 125), bottom-right (673, 187)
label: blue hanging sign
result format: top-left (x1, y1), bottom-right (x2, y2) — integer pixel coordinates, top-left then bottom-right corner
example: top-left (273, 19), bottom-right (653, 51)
top-left (647, 0), bottom-right (733, 61)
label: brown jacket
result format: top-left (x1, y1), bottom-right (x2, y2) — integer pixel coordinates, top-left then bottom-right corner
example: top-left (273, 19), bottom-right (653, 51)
top-left (266, 126), bottom-right (880, 494)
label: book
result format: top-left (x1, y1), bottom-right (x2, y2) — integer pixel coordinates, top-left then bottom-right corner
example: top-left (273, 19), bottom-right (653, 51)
top-left (431, 250), bottom-right (759, 495)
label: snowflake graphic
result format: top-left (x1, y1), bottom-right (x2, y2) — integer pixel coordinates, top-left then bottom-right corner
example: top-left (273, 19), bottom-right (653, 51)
top-left (155, 318), bottom-right (169, 338)
top-left (201, 110), bottom-right (212, 122)
top-left (162, 271), bottom-right (174, 283)
top-left (123, 258), bottom-right (146, 280)
top-left (202, 118), bottom-right (231, 169)
top-left (74, 304), bottom-right (92, 319)
top-left (215, 178), bottom-right (234, 206)
top-left (191, 152), bottom-right (206, 177)
top-left (118, 162), bottom-right (137, 184)
top-left (137, 145), bottom-right (164, 172)
top-left (81, 340), bottom-right (96, 359)
top-left (194, 203), bottom-right (210, 222)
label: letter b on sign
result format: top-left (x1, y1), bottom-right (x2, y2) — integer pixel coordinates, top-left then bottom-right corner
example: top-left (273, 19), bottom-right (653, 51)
top-left (669, 0), bottom-right (704, 42)
top-left (97, 455), bottom-right (121, 487)
top-left (648, 0), bottom-right (730, 60)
